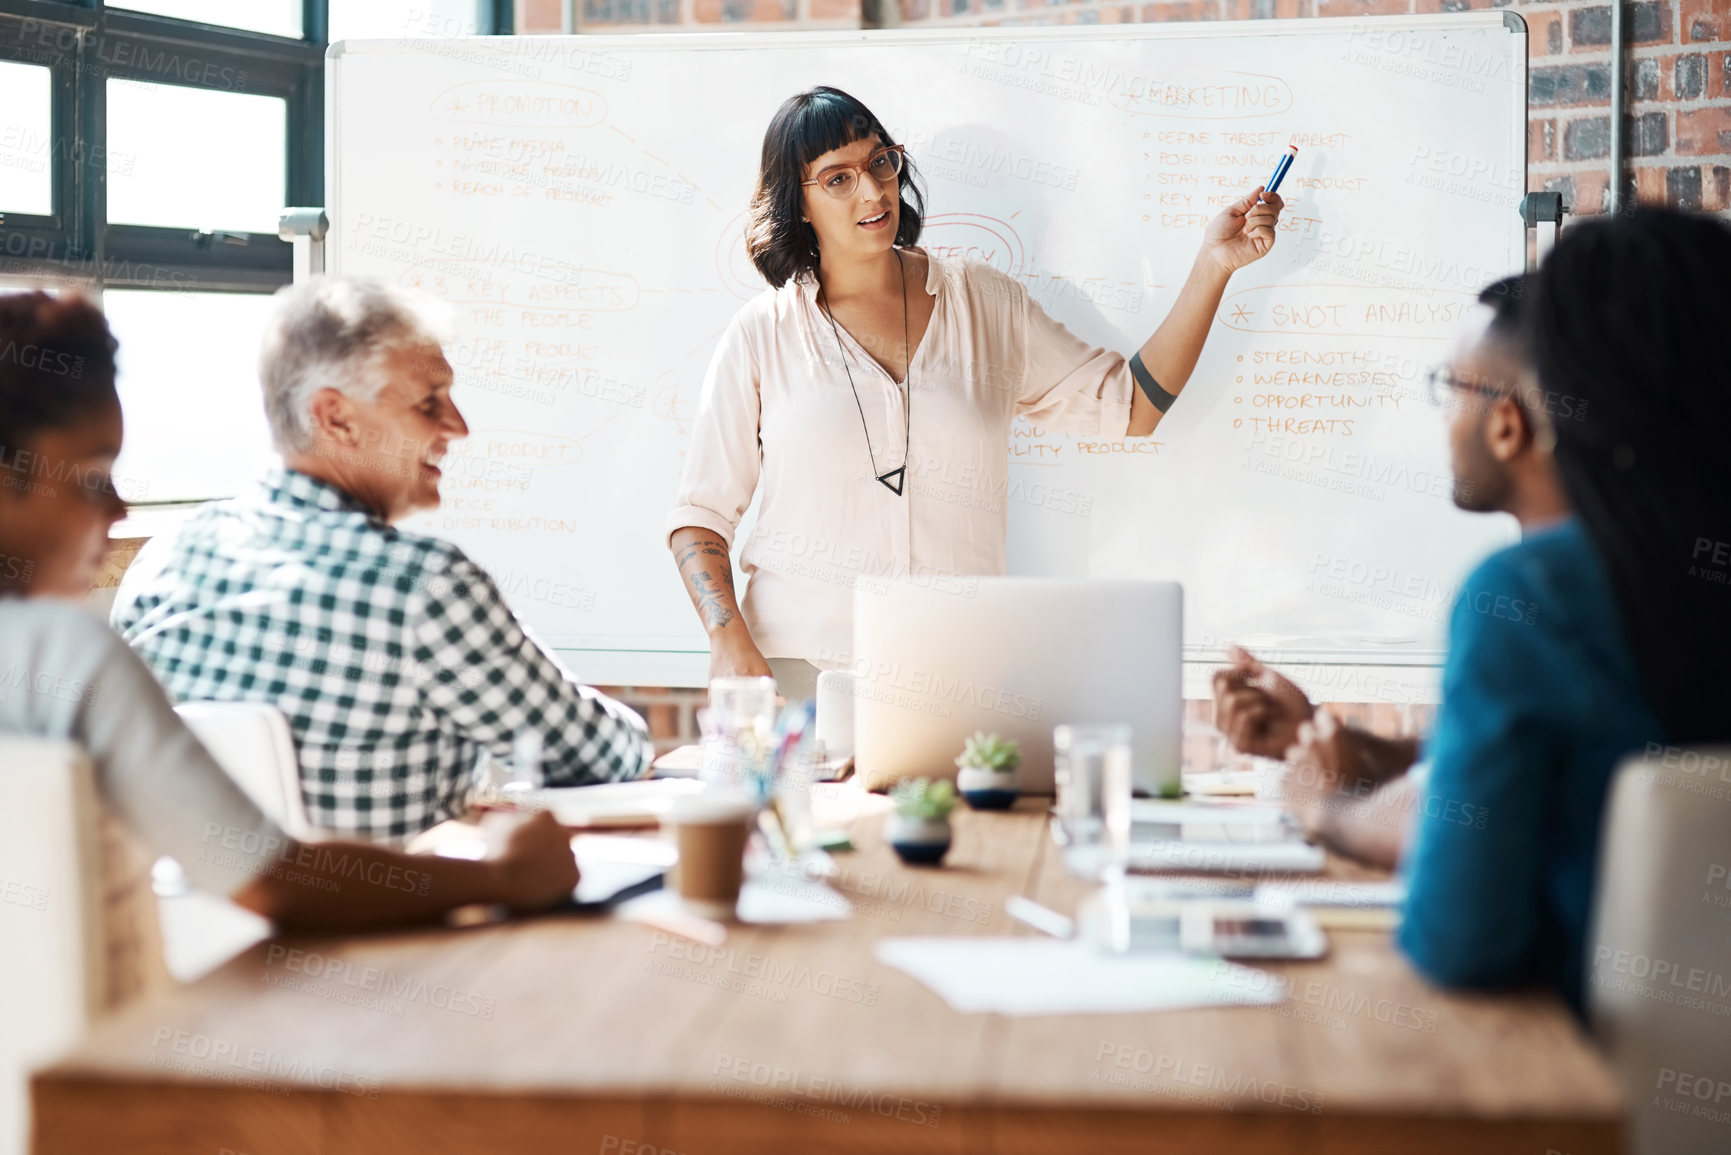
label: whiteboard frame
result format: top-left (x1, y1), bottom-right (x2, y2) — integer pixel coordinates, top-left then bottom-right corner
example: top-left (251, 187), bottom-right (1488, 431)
top-left (326, 12), bottom-right (1529, 692)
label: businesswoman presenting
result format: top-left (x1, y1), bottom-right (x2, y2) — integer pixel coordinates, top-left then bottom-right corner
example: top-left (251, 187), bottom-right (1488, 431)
top-left (667, 87), bottom-right (1283, 696)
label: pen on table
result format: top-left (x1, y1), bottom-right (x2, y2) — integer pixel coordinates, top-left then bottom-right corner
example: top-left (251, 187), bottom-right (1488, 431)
top-left (1259, 144), bottom-right (1297, 203)
top-left (1006, 895), bottom-right (1076, 940)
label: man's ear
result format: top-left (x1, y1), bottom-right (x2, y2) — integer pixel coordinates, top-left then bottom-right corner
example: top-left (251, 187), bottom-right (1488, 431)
top-left (1485, 394), bottom-right (1533, 464)
top-left (306, 388), bottom-right (359, 448)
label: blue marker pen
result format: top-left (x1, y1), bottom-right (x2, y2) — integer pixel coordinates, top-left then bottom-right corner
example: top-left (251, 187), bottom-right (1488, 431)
top-left (1260, 145), bottom-right (1297, 202)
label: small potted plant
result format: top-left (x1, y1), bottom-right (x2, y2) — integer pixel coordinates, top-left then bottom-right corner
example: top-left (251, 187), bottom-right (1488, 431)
top-left (955, 731), bottom-right (1020, 811)
top-left (885, 778), bottom-right (957, 866)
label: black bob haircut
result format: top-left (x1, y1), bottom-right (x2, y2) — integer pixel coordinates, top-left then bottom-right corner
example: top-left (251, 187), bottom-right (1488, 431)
top-left (745, 87), bottom-right (925, 289)
top-left (0, 291), bottom-right (119, 451)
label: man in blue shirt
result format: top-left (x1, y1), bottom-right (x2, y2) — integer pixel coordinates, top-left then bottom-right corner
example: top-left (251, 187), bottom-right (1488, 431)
top-left (1214, 276), bottom-right (1663, 1011)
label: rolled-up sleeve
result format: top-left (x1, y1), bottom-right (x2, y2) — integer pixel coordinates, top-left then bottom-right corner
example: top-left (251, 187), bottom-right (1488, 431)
top-left (410, 557), bottom-right (652, 787)
top-left (1017, 292), bottom-right (1135, 437)
top-left (665, 312), bottom-right (762, 549)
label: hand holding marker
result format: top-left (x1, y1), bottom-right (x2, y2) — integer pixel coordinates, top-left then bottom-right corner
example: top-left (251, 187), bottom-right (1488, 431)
top-left (1260, 144), bottom-right (1297, 203)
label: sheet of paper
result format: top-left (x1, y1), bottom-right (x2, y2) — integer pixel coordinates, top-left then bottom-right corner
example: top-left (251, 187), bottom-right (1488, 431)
top-left (874, 937), bottom-right (1285, 1016)
top-left (618, 874), bottom-right (852, 925)
top-left (572, 834), bottom-right (676, 905)
top-left (540, 778), bottom-right (706, 826)
top-left (650, 744), bottom-right (705, 776)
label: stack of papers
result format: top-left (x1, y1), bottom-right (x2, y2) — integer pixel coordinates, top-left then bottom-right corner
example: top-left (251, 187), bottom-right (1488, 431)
top-left (1130, 841), bottom-right (1325, 873)
top-left (1254, 879), bottom-right (1406, 908)
top-left (874, 937), bottom-right (1285, 1016)
top-left (1254, 879), bottom-right (1406, 930)
top-left (1130, 800), bottom-right (1289, 825)
top-left (1125, 799), bottom-right (1324, 874)
top-left (1181, 770), bottom-right (1260, 797)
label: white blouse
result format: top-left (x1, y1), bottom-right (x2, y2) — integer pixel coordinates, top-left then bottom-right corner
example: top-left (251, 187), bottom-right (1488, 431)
top-left (666, 248), bottom-right (1135, 665)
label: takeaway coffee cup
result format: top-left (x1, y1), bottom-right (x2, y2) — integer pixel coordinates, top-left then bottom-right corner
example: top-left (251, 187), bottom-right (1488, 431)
top-left (669, 794), bottom-right (755, 920)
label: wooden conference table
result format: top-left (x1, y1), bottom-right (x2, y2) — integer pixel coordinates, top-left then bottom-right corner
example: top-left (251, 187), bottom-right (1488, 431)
top-left (32, 796), bottom-right (1623, 1154)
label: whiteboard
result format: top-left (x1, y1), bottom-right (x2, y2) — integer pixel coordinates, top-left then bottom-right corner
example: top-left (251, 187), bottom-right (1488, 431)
top-left (327, 15), bottom-right (1527, 687)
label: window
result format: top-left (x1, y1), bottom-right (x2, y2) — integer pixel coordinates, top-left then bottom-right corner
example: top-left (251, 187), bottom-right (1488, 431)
top-left (0, 60), bottom-right (52, 216)
top-left (0, 0), bottom-right (318, 506)
top-left (108, 1), bottom-right (302, 38)
top-left (0, 1), bottom-right (511, 505)
top-left (106, 81), bottom-right (288, 235)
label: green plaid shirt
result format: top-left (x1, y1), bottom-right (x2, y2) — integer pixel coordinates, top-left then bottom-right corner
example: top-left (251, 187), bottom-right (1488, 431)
top-left (113, 466), bottom-right (652, 841)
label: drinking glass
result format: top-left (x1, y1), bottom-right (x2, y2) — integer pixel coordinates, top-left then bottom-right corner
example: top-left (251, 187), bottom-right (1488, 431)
top-left (500, 729), bottom-right (543, 807)
top-left (469, 729), bottom-right (545, 812)
top-left (1053, 723), bottom-right (1134, 880)
top-left (700, 676), bottom-right (778, 798)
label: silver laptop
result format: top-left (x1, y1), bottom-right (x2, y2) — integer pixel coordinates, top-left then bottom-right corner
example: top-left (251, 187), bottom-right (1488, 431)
top-left (850, 578), bottom-right (1182, 795)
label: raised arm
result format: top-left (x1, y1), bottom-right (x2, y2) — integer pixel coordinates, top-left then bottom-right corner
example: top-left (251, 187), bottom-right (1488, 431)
top-left (671, 526), bottom-right (771, 681)
top-left (1126, 188), bottom-right (1283, 436)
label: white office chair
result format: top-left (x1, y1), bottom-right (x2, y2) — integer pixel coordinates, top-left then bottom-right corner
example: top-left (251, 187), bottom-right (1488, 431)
top-left (173, 700), bottom-right (313, 839)
top-left (1588, 747), bottom-right (1731, 1155)
top-left (0, 737), bottom-right (167, 1155)
top-left (158, 702), bottom-right (309, 983)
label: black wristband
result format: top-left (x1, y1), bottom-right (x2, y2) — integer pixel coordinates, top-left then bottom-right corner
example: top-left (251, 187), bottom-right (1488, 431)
top-left (1129, 352), bottom-right (1179, 413)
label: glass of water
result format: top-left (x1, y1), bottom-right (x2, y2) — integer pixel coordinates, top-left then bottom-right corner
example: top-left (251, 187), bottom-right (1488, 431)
top-left (1053, 723), bottom-right (1134, 880)
top-left (700, 676), bottom-right (778, 799)
top-left (500, 729), bottom-right (543, 808)
top-left (469, 729), bottom-right (545, 812)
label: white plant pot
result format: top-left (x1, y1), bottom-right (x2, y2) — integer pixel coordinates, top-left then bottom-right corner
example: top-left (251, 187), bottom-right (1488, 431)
top-left (885, 813), bottom-right (952, 865)
top-left (957, 765), bottom-right (1019, 810)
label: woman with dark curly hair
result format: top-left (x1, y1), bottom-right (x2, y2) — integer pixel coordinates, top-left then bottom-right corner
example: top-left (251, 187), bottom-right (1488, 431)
top-left (665, 87), bottom-right (1283, 695)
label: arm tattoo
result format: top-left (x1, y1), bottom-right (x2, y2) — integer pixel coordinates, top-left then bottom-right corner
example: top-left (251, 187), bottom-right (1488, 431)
top-left (675, 539), bottom-right (737, 630)
top-left (693, 569), bottom-right (735, 630)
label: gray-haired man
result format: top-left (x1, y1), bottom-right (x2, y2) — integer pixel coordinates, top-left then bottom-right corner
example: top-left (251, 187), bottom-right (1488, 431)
top-left (114, 276), bottom-right (651, 842)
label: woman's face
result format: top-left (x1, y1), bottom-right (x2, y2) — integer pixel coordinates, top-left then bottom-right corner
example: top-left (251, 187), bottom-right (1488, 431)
top-left (802, 134), bottom-right (900, 267)
top-left (0, 397), bottom-right (127, 598)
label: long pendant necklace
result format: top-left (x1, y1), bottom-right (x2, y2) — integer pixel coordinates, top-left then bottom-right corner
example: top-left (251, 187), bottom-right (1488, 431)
top-left (818, 248), bottom-right (911, 497)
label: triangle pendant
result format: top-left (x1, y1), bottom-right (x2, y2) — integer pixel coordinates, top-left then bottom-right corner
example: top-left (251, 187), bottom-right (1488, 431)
top-left (877, 467), bottom-right (906, 496)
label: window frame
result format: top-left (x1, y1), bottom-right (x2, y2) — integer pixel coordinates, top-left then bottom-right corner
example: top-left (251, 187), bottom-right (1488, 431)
top-left (0, 0), bottom-right (325, 290)
top-left (0, 1), bottom-right (512, 293)
top-left (0, 0), bottom-right (512, 504)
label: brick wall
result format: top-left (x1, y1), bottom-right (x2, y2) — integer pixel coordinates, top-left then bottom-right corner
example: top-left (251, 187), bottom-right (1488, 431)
top-left (595, 685), bottom-right (704, 754)
top-left (1522, 0), bottom-right (1731, 212)
top-left (518, 0), bottom-right (1731, 213)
